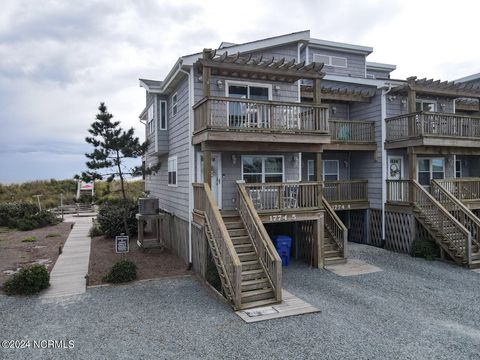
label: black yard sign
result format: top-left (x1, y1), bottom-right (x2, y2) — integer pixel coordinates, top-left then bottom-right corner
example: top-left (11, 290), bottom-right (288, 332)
top-left (115, 235), bottom-right (129, 253)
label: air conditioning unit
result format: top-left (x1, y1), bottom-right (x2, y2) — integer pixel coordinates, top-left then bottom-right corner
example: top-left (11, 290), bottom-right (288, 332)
top-left (138, 198), bottom-right (159, 215)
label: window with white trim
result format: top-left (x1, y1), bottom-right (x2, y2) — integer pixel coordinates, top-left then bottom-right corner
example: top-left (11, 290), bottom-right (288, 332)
top-left (172, 93), bottom-right (178, 116)
top-left (313, 53), bottom-right (347, 68)
top-left (416, 99), bottom-right (436, 112)
top-left (307, 160), bottom-right (315, 181)
top-left (323, 160), bottom-right (339, 181)
top-left (159, 100), bottom-right (167, 130)
top-left (147, 105), bottom-right (154, 135)
top-left (168, 156), bottom-right (177, 186)
top-left (241, 156), bottom-right (284, 183)
top-left (417, 158), bottom-right (444, 186)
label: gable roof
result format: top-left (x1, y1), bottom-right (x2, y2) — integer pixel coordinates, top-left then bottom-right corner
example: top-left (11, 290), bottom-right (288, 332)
top-left (455, 73), bottom-right (480, 83)
top-left (309, 38), bottom-right (373, 55)
top-left (366, 61), bottom-right (396, 73)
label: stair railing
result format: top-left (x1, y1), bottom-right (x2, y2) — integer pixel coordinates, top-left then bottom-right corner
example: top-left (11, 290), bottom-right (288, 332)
top-left (193, 183), bottom-right (242, 309)
top-left (322, 196), bottom-right (348, 258)
top-left (431, 180), bottom-right (480, 254)
top-left (237, 181), bottom-right (282, 303)
top-left (412, 180), bottom-right (471, 265)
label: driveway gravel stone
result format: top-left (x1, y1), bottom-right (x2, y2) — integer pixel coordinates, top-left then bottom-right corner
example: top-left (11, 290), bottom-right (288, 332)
top-left (1, 243), bottom-right (480, 359)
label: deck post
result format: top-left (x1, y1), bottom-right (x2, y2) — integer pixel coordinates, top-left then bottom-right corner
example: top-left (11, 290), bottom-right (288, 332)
top-left (314, 78), bottom-right (322, 104)
top-left (204, 150), bottom-right (212, 188)
top-left (315, 215), bottom-right (324, 268)
top-left (407, 76), bottom-right (417, 113)
top-left (202, 49), bottom-right (213, 97)
top-left (408, 148), bottom-right (417, 203)
top-left (316, 152), bottom-right (323, 206)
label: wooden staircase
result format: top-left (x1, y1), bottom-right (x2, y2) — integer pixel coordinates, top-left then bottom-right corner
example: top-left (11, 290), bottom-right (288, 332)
top-left (222, 213), bottom-right (277, 309)
top-left (322, 196), bottom-right (348, 266)
top-left (323, 232), bottom-right (347, 265)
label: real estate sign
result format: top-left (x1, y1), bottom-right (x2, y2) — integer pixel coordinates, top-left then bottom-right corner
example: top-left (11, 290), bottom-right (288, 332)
top-left (115, 235), bottom-right (129, 253)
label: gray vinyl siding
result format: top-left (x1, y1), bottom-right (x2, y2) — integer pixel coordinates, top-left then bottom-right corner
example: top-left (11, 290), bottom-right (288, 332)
top-left (386, 95), bottom-right (455, 116)
top-left (145, 77), bottom-right (191, 221)
top-left (367, 69), bottom-right (391, 79)
top-left (328, 102), bottom-right (349, 120)
top-left (349, 91), bottom-right (383, 209)
top-left (307, 47), bottom-right (366, 78)
top-left (244, 43), bottom-right (299, 62)
top-left (301, 152), bottom-right (349, 181)
top-left (207, 151), bottom-right (301, 211)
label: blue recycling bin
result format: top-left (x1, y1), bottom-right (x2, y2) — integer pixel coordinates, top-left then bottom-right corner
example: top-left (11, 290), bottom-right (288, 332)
top-left (272, 235), bottom-right (292, 267)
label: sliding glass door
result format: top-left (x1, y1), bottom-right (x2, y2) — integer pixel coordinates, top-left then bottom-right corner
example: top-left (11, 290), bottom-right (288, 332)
top-left (227, 83), bottom-right (270, 128)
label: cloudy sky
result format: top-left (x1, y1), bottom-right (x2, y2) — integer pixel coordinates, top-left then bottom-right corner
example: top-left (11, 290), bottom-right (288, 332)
top-left (1, 0), bottom-right (478, 183)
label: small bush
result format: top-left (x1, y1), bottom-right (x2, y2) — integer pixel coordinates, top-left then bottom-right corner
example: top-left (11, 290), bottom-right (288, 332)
top-left (103, 260), bottom-right (137, 283)
top-left (89, 225), bottom-right (103, 237)
top-left (22, 236), bottom-right (37, 243)
top-left (3, 264), bottom-right (50, 295)
top-left (411, 237), bottom-right (440, 260)
top-left (46, 232), bottom-right (61, 238)
top-left (97, 200), bottom-right (137, 238)
top-left (0, 203), bottom-right (59, 230)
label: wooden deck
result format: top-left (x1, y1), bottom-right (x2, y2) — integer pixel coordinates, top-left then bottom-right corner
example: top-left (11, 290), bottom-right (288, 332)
top-left (235, 289), bottom-right (319, 323)
top-left (325, 120), bottom-right (377, 151)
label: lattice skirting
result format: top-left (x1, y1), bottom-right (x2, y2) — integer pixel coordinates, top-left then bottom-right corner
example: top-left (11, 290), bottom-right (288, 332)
top-left (349, 210), bottom-right (367, 244)
top-left (296, 220), bottom-right (315, 265)
top-left (369, 208), bottom-right (383, 247)
top-left (385, 210), bottom-right (414, 254)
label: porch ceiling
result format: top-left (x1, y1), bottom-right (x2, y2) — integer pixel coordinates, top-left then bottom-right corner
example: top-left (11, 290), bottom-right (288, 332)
top-left (392, 76), bottom-right (480, 99)
top-left (196, 49), bottom-right (325, 83)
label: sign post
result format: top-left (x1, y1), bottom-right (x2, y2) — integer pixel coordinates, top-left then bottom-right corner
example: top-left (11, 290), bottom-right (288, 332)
top-left (115, 235), bottom-right (129, 255)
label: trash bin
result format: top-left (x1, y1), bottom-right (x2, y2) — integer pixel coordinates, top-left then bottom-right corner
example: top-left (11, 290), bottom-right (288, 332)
top-left (272, 235), bottom-right (292, 267)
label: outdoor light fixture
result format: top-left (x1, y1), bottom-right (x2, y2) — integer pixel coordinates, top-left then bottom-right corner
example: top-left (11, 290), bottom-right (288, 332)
top-left (231, 154), bottom-right (237, 165)
top-left (274, 85), bottom-right (281, 93)
top-left (388, 95), bottom-right (397, 102)
top-left (216, 80), bottom-right (224, 89)
top-left (331, 106), bottom-right (337, 115)
top-left (401, 99), bottom-right (407, 107)
top-left (440, 103), bottom-right (446, 110)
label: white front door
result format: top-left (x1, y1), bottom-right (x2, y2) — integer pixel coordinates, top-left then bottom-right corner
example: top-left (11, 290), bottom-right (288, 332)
top-left (197, 152), bottom-right (222, 209)
top-left (388, 156), bottom-right (403, 180)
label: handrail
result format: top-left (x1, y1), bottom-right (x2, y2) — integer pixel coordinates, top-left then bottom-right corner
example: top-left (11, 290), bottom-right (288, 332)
top-left (322, 196), bottom-right (348, 257)
top-left (329, 119), bottom-right (375, 143)
top-left (193, 96), bottom-right (329, 134)
top-left (432, 180), bottom-right (480, 251)
top-left (412, 180), bottom-right (471, 264)
top-left (193, 183), bottom-right (242, 308)
top-left (243, 182), bottom-right (322, 212)
top-left (237, 182), bottom-right (282, 303)
top-left (386, 111), bottom-right (480, 141)
top-left (386, 179), bottom-right (411, 203)
top-left (323, 180), bottom-right (368, 203)
top-left (435, 178), bottom-right (480, 201)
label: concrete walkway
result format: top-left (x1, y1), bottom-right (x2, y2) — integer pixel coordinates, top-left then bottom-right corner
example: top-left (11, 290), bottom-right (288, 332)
top-left (41, 215), bottom-right (94, 298)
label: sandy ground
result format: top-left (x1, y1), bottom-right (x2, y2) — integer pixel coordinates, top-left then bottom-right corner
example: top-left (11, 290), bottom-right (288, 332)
top-left (0, 222), bottom-right (72, 286)
top-left (88, 235), bottom-right (189, 285)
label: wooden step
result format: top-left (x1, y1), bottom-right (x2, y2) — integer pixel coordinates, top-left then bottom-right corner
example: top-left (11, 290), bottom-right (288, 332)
top-left (324, 257), bottom-right (347, 265)
top-left (241, 288), bottom-right (274, 303)
top-left (469, 259), bottom-right (480, 269)
top-left (228, 228), bottom-right (248, 237)
top-left (324, 250), bottom-right (341, 258)
top-left (241, 278), bottom-right (270, 291)
top-left (239, 298), bottom-right (278, 310)
top-left (234, 243), bottom-right (255, 253)
top-left (231, 235), bottom-right (251, 245)
top-left (241, 269), bottom-right (265, 281)
top-left (471, 252), bottom-right (480, 261)
top-left (241, 260), bottom-right (262, 271)
top-left (224, 221), bottom-right (244, 230)
top-left (238, 251), bottom-right (257, 262)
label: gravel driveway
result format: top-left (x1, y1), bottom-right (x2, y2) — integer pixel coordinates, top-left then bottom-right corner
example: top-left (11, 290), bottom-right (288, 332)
top-left (2, 243), bottom-right (480, 360)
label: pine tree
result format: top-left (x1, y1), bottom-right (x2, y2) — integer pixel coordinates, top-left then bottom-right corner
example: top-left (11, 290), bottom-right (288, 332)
top-left (79, 102), bottom-right (150, 236)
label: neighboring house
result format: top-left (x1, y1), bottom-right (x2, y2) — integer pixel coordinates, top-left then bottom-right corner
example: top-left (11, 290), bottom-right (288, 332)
top-left (139, 30), bottom-right (480, 310)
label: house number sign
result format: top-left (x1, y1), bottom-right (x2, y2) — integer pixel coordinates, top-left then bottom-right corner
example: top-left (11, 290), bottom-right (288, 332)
top-left (269, 214), bottom-right (297, 222)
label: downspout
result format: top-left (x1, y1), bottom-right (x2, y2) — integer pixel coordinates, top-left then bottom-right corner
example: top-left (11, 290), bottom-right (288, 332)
top-left (381, 83), bottom-right (392, 243)
top-left (179, 63), bottom-right (194, 269)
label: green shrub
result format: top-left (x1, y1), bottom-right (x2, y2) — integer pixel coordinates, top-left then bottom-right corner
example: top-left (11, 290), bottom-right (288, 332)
top-left (89, 225), bottom-right (103, 237)
top-left (46, 232), bottom-right (61, 238)
top-left (22, 236), bottom-right (37, 243)
top-left (3, 264), bottom-right (50, 295)
top-left (97, 200), bottom-right (137, 238)
top-left (411, 237), bottom-right (440, 260)
top-left (103, 260), bottom-right (137, 283)
top-left (0, 203), bottom-right (59, 230)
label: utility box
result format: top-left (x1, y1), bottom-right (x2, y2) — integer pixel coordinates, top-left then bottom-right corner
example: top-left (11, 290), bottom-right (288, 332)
top-left (138, 198), bottom-right (159, 215)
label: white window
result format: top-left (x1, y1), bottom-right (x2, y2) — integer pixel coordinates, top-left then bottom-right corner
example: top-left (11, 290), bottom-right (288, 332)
top-left (313, 53), bottom-right (347, 68)
top-left (159, 101), bottom-right (167, 130)
top-left (416, 99), bottom-right (436, 112)
top-left (172, 93), bottom-right (178, 116)
top-left (241, 156), bottom-right (284, 183)
top-left (323, 160), bottom-right (339, 181)
top-left (307, 160), bottom-right (315, 181)
top-left (455, 159), bottom-right (462, 178)
top-left (147, 105), bottom-right (154, 135)
top-left (168, 156), bottom-right (177, 186)
top-left (417, 158), bottom-right (444, 186)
